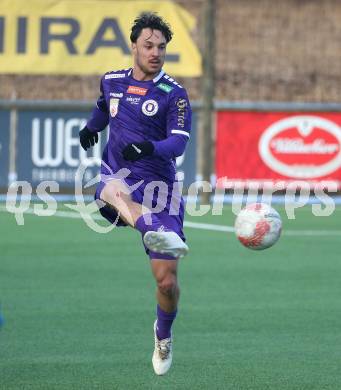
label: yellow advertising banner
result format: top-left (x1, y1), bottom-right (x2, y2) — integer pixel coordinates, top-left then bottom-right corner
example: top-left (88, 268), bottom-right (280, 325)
top-left (0, 0), bottom-right (202, 76)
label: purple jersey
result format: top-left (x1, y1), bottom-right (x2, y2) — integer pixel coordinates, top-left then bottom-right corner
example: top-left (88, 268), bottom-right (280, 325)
top-left (87, 68), bottom-right (192, 185)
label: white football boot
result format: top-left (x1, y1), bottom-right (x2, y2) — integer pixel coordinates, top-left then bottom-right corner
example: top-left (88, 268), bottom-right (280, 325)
top-left (144, 227), bottom-right (189, 259)
top-left (152, 320), bottom-right (173, 375)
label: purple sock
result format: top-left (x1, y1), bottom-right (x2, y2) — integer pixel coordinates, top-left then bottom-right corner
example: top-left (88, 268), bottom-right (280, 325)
top-left (135, 214), bottom-right (163, 236)
top-left (156, 305), bottom-right (177, 340)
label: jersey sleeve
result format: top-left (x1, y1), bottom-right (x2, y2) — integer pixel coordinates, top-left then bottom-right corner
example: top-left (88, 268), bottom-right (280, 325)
top-left (152, 88), bottom-right (192, 160)
top-left (166, 89), bottom-right (192, 138)
top-left (86, 76), bottom-right (109, 133)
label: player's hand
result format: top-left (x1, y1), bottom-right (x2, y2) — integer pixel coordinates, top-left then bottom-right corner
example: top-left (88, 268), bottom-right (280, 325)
top-left (79, 126), bottom-right (98, 151)
top-left (122, 141), bottom-right (154, 161)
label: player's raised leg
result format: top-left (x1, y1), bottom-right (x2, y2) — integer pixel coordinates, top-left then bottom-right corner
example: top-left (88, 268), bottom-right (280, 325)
top-left (100, 180), bottom-right (188, 258)
top-left (150, 258), bottom-right (179, 375)
top-left (100, 179), bottom-right (143, 227)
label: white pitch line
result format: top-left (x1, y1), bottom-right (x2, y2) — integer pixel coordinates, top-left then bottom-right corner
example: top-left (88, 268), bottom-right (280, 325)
top-left (0, 206), bottom-right (340, 236)
top-left (280, 230), bottom-right (340, 236)
top-left (185, 220), bottom-right (341, 236)
top-left (184, 220), bottom-right (234, 232)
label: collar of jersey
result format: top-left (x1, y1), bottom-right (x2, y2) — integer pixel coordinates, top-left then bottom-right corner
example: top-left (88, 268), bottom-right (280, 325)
top-left (127, 68), bottom-right (165, 84)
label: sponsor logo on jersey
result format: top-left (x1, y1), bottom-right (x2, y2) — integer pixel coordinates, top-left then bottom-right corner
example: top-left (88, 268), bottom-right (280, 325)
top-left (259, 115), bottom-right (341, 178)
top-left (126, 96), bottom-right (141, 105)
top-left (110, 92), bottom-right (123, 98)
top-left (105, 73), bottom-right (126, 79)
top-left (157, 83), bottom-right (173, 93)
top-left (127, 86), bottom-right (148, 96)
top-left (176, 98), bottom-right (187, 128)
top-left (142, 100), bottom-right (159, 116)
top-left (177, 98), bottom-right (187, 109)
top-left (110, 98), bottom-right (119, 117)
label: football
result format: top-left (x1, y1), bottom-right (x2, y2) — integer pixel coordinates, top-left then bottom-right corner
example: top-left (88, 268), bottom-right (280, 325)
top-left (234, 203), bottom-right (282, 250)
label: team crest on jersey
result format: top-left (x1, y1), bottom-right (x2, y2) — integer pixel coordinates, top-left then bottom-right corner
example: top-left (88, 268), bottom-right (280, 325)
top-left (110, 98), bottom-right (119, 117)
top-left (142, 99), bottom-right (159, 116)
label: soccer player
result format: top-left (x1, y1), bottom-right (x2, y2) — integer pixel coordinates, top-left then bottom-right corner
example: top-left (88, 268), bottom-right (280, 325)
top-left (79, 13), bottom-right (192, 375)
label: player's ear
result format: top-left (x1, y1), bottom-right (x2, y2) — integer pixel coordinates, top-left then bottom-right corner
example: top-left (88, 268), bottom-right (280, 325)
top-left (131, 42), bottom-right (137, 54)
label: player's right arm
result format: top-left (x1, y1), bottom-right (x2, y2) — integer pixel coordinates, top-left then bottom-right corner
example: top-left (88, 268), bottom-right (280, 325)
top-left (79, 77), bottom-right (109, 151)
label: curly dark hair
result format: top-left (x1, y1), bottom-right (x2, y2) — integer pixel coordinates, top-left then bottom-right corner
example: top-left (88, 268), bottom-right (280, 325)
top-left (130, 12), bottom-right (173, 43)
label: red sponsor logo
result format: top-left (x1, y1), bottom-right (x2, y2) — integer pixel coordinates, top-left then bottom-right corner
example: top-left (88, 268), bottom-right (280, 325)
top-left (259, 115), bottom-right (341, 178)
top-left (216, 112), bottom-right (341, 189)
top-left (127, 86), bottom-right (148, 96)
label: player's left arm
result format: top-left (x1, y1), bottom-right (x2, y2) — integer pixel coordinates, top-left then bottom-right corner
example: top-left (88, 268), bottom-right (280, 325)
top-left (152, 89), bottom-right (192, 160)
top-left (122, 89), bottom-right (192, 162)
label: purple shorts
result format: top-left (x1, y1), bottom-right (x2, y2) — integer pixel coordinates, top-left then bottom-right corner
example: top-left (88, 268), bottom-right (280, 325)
top-left (95, 179), bottom-right (185, 260)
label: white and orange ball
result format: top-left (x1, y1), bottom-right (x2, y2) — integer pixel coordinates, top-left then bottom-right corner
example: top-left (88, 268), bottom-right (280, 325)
top-left (234, 203), bottom-right (282, 250)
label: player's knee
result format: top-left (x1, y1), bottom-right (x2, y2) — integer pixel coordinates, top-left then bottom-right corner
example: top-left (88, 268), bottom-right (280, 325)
top-left (157, 275), bottom-right (178, 297)
top-left (101, 181), bottom-right (124, 205)
top-left (101, 182), bottom-right (114, 203)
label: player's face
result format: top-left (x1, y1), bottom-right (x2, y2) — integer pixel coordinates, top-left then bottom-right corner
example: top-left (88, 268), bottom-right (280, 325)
top-left (132, 28), bottom-right (167, 78)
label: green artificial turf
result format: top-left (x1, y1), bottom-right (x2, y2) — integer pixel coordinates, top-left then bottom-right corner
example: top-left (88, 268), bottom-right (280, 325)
top-left (0, 204), bottom-right (341, 389)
